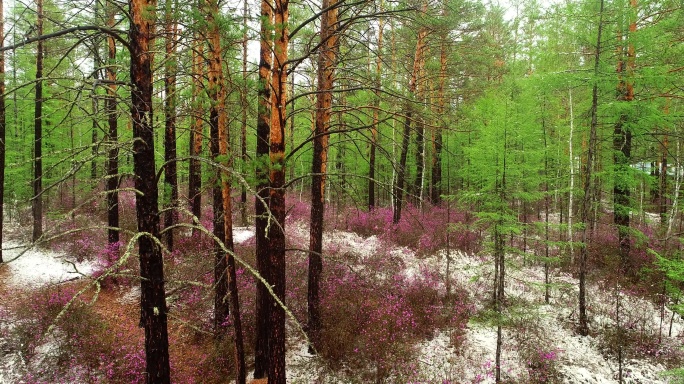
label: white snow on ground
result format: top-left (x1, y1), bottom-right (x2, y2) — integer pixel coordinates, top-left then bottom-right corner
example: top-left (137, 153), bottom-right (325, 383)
top-left (3, 223), bottom-right (683, 383)
top-left (284, 226), bottom-right (684, 384)
top-left (0, 241), bottom-right (97, 383)
top-left (233, 227), bottom-right (255, 244)
top-left (2, 241), bottom-right (95, 288)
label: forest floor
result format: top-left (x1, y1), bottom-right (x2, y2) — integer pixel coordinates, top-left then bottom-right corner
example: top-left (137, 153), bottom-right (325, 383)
top-left (0, 217), bottom-right (682, 383)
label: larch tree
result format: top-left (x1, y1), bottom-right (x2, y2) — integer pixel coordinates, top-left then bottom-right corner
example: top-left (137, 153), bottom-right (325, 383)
top-left (129, 0), bottom-right (172, 379)
top-left (0, 0), bottom-right (5, 263)
top-left (578, 0), bottom-right (605, 337)
top-left (368, 0), bottom-right (383, 211)
top-left (33, 0), bottom-right (44, 243)
top-left (613, 0), bottom-right (636, 266)
top-left (240, 0), bottom-right (249, 226)
top-left (307, 0), bottom-right (340, 354)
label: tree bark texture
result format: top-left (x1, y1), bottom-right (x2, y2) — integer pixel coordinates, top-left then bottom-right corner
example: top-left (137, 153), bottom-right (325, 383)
top-left (613, 0), bottom-right (636, 267)
top-left (205, 2), bottom-right (246, 380)
top-left (308, 0), bottom-right (339, 354)
top-left (206, 0), bottom-right (229, 334)
top-left (393, 4), bottom-right (427, 223)
top-left (106, 5), bottom-right (119, 245)
top-left (189, 35), bottom-right (203, 227)
top-left (163, 0), bottom-right (179, 251)
top-left (33, 0), bottom-right (44, 242)
top-left (368, 3), bottom-right (383, 211)
top-left (268, 0), bottom-right (289, 380)
top-left (253, 0), bottom-right (273, 378)
top-left (129, 0), bottom-right (172, 380)
top-left (0, 0), bottom-right (5, 262)
top-left (579, 0), bottom-right (604, 337)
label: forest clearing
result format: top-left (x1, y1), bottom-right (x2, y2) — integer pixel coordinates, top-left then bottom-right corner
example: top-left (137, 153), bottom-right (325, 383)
top-left (0, 0), bottom-right (683, 382)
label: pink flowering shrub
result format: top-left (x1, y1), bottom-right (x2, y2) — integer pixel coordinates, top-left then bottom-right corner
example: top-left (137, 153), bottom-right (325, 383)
top-left (346, 204), bottom-right (481, 256)
top-left (13, 285), bottom-right (116, 383)
top-left (317, 249), bottom-right (473, 380)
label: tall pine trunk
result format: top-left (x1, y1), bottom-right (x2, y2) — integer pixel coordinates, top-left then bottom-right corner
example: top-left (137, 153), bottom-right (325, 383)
top-left (613, 0), bottom-right (636, 267)
top-left (106, 5), bottom-right (119, 245)
top-left (393, 3), bottom-right (427, 223)
top-left (268, 0), bottom-right (289, 379)
top-left (579, 0), bottom-right (605, 336)
top-left (188, 33), bottom-right (203, 228)
top-left (0, 0), bottom-right (5, 262)
top-left (308, 0), bottom-right (339, 353)
top-left (163, 0), bottom-right (178, 251)
top-left (206, 1), bottom-right (246, 380)
top-left (206, 0), bottom-right (227, 332)
top-left (129, 0), bottom-right (171, 379)
top-left (253, 0), bottom-right (273, 377)
top-left (240, 0), bottom-right (249, 226)
top-left (368, 2), bottom-right (383, 211)
top-left (33, 0), bottom-right (44, 242)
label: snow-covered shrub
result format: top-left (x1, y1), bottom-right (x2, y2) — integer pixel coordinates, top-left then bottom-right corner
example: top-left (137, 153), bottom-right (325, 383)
top-left (316, 248), bottom-right (473, 382)
top-left (13, 285), bottom-right (113, 383)
top-left (345, 203), bottom-right (481, 256)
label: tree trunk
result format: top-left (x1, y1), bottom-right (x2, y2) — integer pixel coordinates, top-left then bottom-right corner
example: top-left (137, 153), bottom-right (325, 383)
top-left (431, 31), bottom-right (447, 204)
top-left (129, 0), bottom-right (171, 379)
top-left (0, 0), bottom-right (5, 263)
top-left (613, 0), bottom-right (636, 267)
top-left (189, 34), bottom-right (203, 229)
top-left (308, 0), bottom-right (339, 354)
top-left (393, 4), bottom-right (427, 224)
top-left (268, 0), bottom-right (289, 380)
top-left (206, 0), bottom-right (229, 332)
top-left (579, 0), bottom-right (605, 337)
top-left (206, 1), bottom-right (246, 380)
top-left (240, 0), bottom-right (249, 226)
top-left (368, 2), bottom-right (383, 211)
top-left (106, 5), bottom-right (119, 245)
top-left (33, 0), bottom-right (44, 243)
top-left (253, 0), bottom-right (273, 378)
top-left (163, 0), bottom-right (179, 251)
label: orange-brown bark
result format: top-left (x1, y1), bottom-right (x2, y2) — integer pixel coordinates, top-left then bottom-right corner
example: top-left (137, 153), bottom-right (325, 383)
top-left (308, 0), bottom-right (339, 353)
top-left (268, 0), bottom-right (288, 380)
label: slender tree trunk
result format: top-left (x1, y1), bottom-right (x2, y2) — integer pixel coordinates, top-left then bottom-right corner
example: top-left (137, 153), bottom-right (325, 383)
top-left (660, 131), bottom-right (668, 223)
top-left (579, 0), bottom-right (605, 337)
top-left (308, 0), bottom-right (339, 354)
top-left (494, 224), bottom-right (505, 383)
top-left (0, 0), bottom-right (5, 262)
top-left (91, 10), bottom-right (100, 183)
top-left (613, 0), bottom-right (636, 267)
top-left (189, 34), bottom-right (203, 228)
top-left (162, 0), bottom-right (179, 251)
top-left (129, 0), bottom-right (171, 379)
top-left (240, 0), bottom-right (249, 226)
top-left (33, 0), bottom-right (44, 242)
top-left (268, 0), bottom-right (289, 379)
top-left (106, 5), bottom-right (119, 245)
top-left (368, 1), bottom-right (383, 211)
top-left (253, 0), bottom-right (273, 378)
top-left (568, 88), bottom-right (574, 262)
top-left (393, 3), bottom-right (427, 223)
top-left (431, 29), bottom-right (447, 204)
top-left (206, 0), bottom-right (228, 332)
top-left (206, 2), bottom-right (246, 379)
